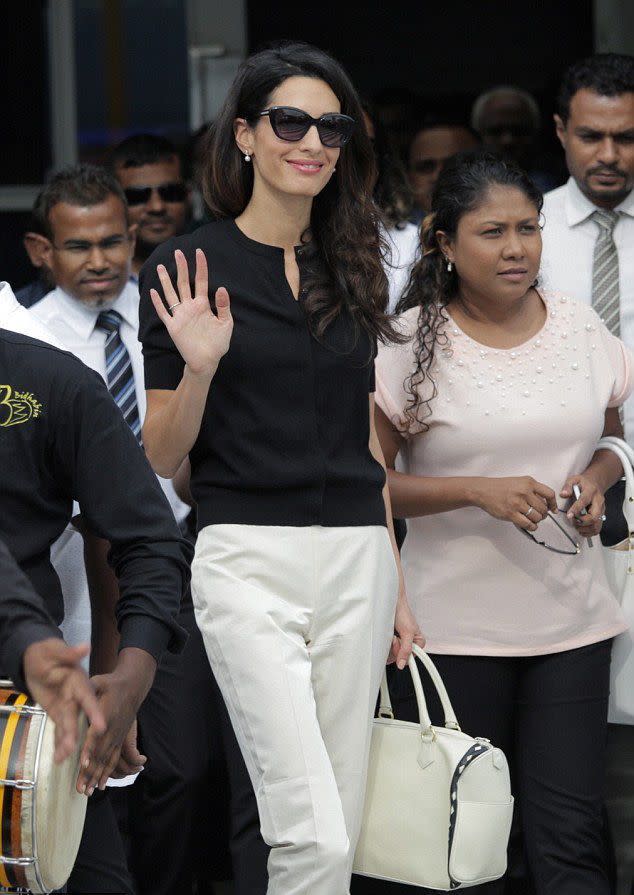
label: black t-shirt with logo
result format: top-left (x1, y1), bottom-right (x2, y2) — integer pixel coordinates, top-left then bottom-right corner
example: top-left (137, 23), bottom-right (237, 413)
top-left (139, 218), bottom-right (387, 530)
top-left (0, 538), bottom-right (61, 690)
top-left (0, 330), bottom-right (191, 660)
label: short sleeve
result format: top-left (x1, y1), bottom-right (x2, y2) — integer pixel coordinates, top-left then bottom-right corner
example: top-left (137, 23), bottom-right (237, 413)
top-left (138, 237), bottom-right (186, 390)
top-left (603, 327), bottom-right (634, 407)
top-left (375, 309), bottom-right (420, 431)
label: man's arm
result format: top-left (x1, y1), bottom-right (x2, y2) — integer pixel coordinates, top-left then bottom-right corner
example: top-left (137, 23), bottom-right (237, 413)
top-left (53, 366), bottom-right (192, 792)
top-left (79, 528), bottom-right (121, 676)
top-left (81, 528), bottom-right (147, 778)
top-left (0, 539), bottom-right (105, 762)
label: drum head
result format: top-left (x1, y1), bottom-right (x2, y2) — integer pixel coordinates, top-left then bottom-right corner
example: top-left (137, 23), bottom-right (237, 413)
top-left (34, 713), bottom-right (88, 891)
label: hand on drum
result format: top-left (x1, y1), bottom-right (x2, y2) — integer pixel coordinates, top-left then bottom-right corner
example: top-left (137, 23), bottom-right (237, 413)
top-left (22, 638), bottom-right (105, 764)
top-left (110, 720), bottom-right (146, 778)
top-left (150, 248), bottom-right (233, 379)
top-left (77, 647), bottom-right (156, 795)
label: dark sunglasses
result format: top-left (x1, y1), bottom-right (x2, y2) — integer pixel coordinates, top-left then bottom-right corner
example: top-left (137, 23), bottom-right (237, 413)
top-left (259, 106), bottom-right (356, 148)
top-left (123, 183), bottom-right (188, 206)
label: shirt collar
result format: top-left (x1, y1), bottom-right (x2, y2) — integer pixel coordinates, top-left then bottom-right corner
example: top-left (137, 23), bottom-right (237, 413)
top-left (43, 280), bottom-right (139, 341)
top-left (565, 176), bottom-right (634, 226)
top-left (0, 281), bottom-right (19, 315)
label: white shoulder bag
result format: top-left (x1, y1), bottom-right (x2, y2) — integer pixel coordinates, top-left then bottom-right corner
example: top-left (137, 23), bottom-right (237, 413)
top-left (596, 436), bottom-right (634, 724)
top-left (354, 645), bottom-right (513, 890)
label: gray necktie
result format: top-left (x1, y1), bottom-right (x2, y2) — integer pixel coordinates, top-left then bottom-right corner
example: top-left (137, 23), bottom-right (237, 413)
top-left (591, 209), bottom-right (620, 337)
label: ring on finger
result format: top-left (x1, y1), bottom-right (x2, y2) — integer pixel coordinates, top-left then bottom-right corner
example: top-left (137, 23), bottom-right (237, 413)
top-left (168, 302), bottom-right (180, 312)
top-left (526, 507), bottom-right (538, 519)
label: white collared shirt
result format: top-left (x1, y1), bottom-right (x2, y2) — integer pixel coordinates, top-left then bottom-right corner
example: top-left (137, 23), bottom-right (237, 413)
top-left (33, 280), bottom-right (146, 416)
top-left (0, 281), bottom-right (63, 346)
top-left (33, 281), bottom-right (189, 522)
top-left (541, 177), bottom-right (634, 440)
top-left (381, 222), bottom-right (420, 314)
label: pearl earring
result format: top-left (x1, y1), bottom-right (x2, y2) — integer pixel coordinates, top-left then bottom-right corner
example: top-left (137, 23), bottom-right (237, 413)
top-left (244, 154), bottom-right (251, 163)
top-left (446, 259), bottom-right (453, 273)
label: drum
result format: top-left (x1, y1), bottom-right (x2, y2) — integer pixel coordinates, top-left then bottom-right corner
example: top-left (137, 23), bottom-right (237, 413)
top-left (0, 681), bottom-right (87, 893)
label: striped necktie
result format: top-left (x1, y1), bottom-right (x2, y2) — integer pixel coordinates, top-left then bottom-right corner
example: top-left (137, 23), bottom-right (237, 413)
top-left (95, 310), bottom-right (142, 441)
top-left (591, 209), bottom-right (620, 337)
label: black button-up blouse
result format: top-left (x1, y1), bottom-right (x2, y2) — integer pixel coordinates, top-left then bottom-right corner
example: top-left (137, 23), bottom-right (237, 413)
top-left (139, 218), bottom-right (387, 530)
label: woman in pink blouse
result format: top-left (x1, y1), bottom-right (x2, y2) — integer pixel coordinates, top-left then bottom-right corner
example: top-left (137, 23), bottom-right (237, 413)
top-left (374, 152), bottom-right (631, 895)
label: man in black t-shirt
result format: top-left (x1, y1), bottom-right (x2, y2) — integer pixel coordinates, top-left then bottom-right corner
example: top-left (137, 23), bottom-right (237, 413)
top-left (0, 326), bottom-right (192, 893)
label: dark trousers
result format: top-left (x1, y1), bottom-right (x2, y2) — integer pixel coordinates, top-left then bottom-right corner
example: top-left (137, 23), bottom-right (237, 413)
top-left (66, 789), bottom-right (135, 894)
top-left (123, 599), bottom-right (232, 895)
top-left (352, 640), bottom-right (613, 895)
top-left (122, 597), bottom-right (269, 895)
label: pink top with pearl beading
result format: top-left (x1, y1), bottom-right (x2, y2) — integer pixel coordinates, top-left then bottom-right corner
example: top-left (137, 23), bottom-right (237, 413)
top-left (376, 293), bottom-right (631, 656)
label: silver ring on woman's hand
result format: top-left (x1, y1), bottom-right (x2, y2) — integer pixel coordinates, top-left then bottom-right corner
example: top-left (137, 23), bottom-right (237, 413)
top-left (168, 302), bottom-right (180, 311)
top-left (526, 507), bottom-right (537, 519)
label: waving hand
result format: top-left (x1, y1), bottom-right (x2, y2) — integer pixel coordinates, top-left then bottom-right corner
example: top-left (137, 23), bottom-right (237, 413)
top-left (150, 248), bottom-right (233, 376)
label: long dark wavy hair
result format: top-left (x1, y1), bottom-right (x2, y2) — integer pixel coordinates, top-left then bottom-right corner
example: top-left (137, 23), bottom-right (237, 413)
top-left (202, 42), bottom-right (396, 344)
top-left (396, 151), bottom-right (543, 431)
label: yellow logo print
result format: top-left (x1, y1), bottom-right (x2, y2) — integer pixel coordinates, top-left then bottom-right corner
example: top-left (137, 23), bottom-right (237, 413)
top-left (0, 385), bottom-right (43, 428)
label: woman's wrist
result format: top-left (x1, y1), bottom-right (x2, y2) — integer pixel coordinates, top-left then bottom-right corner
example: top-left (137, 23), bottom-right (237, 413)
top-left (463, 476), bottom-right (487, 510)
top-left (184, 362), bottom-right (217, 385)
top-left (580, 464), bottom-right (612, 496)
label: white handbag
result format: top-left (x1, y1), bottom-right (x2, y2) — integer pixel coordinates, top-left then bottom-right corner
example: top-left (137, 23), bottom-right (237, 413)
top-left (596, 436), bottom-right (634, 724)
top-left (354, 645), bottom-right (513, 890)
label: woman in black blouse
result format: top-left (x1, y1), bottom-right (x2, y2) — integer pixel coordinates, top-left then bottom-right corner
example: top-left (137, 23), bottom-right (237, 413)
top-left (139, 42), bottom-right (424, 894)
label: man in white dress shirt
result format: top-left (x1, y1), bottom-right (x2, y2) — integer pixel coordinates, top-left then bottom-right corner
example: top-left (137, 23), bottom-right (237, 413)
top-left (30, 164), bottom-right (229, 895)
top-left (540, 52), bottom-right (634, 894)
top-left (541, 53), bottom-right (634, 436)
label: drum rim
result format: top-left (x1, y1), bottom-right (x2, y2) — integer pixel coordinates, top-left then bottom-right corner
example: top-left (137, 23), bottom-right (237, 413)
top-left (0, 682), bottom-right (50, 894)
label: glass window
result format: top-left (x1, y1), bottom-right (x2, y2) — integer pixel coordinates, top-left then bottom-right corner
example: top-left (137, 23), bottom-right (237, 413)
top-left (73, 0), bottom-right (190, 163)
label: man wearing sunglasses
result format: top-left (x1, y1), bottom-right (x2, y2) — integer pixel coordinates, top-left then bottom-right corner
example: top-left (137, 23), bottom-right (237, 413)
top-left (110, 133), bottom-right (191, 277)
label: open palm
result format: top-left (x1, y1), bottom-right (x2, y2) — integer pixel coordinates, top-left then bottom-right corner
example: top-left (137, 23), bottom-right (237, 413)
top-left (150, 247), bottom-right (233, 377)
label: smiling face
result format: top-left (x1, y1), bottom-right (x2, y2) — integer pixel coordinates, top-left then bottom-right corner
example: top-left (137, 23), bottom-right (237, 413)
top-left (555, 88), bottom-right (634, 208)
top-left (42, 195), bottom-right (134, 307)
top-left (234, 76), bottom-right (341, 201)
top-left (438, 184), bottom-right (542, 308)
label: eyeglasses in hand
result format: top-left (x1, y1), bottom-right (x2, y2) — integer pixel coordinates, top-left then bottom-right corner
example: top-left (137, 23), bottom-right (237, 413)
top-left (516, 510), bottom-right (581, 555)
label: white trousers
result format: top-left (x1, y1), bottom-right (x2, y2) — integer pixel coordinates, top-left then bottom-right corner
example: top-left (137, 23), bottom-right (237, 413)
top-left (191, 524), bottom-right (398, 895)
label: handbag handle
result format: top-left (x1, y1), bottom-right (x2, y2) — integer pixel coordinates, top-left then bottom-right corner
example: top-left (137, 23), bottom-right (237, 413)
top-left (597, 436), bottom-right (634, 533)
top-left (379, 644), bottom-right (460, 735)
